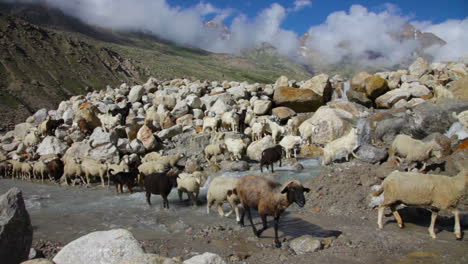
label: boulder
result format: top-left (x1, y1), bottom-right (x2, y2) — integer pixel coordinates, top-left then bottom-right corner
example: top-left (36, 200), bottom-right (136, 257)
top-left (128, 139), bottom-right (146, 155)
top-left (157, 125), bottom-right (183, 141)
top-left (0, 188), bottom-right (33, 264)
top-left (184, 252), bottom-right (225, 264)
top-left (346, 89), bottom-right (373, 108)
top-left (184, 159), bottom-right (201, 173)
top-left (128, 85), bottom-right (145, 103)
top-left (89, 144), bottom-right (119, 163)
top-left (375, 89), bottom-right (410, 108)
top-left (408, 84), bottom-right (431, 98)
top-left (14, 123), bottom-right (33, 141)
top-left (143, 77), bottom-right (158, 93)
top-left (272, 107), bottom-right (296, 121)
top-left (2, 141), bottom-right (20, 152)
top-left (246, 136), bottom-right (275, 161)
top-left (274, 75), bottom-right (289, 89)
top-left (37, 136), bottom-right (68, 156)
top-left (449, 76), bottom-right (468, 100)
top-left (153, 95), bottom-right (177, 110)
top-left (300, 73), bottom-right (333, 102)
top-left (355, 145), bottom-right (388, 164)
top-left (63, 141), bottom-right (91, 161)
top-left (219, 160), bottom-right (250, 172)
top-left (53, 229), bottom-right (150, 264)
top-left (171, 100), bottom-right (190, 119)
top-left (447, 63), bottom-right (467, 81)
top-left (89, 127), bottom-right (118, 148)
top-left (289, 235), bottom-right (322, 254)
top-left (423, 133), bottom-right (452, 157)
top-left (21, 259), bottom-right (54, 264)
top-left (62, 109), bottom-right (74, 125)
top-left (227, 86), bottom-right (247, 100)
top-left (408, 57), bottom-right (429, 78)
top-left (327, 101), bottom-right (366, 118)
top-left (210, 99), bottom-right (232, 115)
top-left (350, 72), bottom-right (372, 93)
top-left (299, 144), bottom-right (323, 158)
top-left (364, 76), bottom-right (389, 100)
top-left (186, 95), bottom-right (202, 109)
top-left (69, 130), bottom-right (86, 143)
top-left (136, 125), bottom-right (156, 150)
top-left (29, 108), bottom-right (48, 126)
top-left (273, 87), bottom-right (323, 113)
top-left (253, 100), bottom-right (272, 115)
top-left (387, 71), bottom-right (402, 89)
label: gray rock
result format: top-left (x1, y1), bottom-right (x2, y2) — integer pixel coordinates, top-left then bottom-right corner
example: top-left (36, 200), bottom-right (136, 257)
top-left (355, 145), bottom-right (388, 164)
top-left (375, 89), bottom-right (410, 108)
top-left (346, 89), bottom-right (372, 108)
top-left (62, 109), bottom-right (74, 125)
top-left (128, 85), bottom-right (145, 103)
top-left (1, 131), bottom-right (15, 144)
top-left (300, 73), bottom-right (333, 102)
top-left (210, 99), bottom-right (232, 115)
top-left (30, 108), bottom-right (48, 126)
top-left (21, 258), bottom-right (54, 264)
top-left (89, 127), bottom-right (118, 148)
top-left (291, 162), bottom-right (304, 171)
top-left (275, 75), bottom-right (289, 89)
top-left (2, 141), bottom-right (20, 152)
top-left (158, 125), bottom-right (183, 141)
top-left (408, 57), bottom-right (429, 78)
top-left (69, 130), bottom-right (86, 143)
top-left (0, 188), bottom-right (33, 264)
top-left (128, 139), bottom-right (146, 155)
top-left (63, 141), bottom-right (91, 161)
top-left (37, 136), bottom-right (68, 156)
top-left (186, 95), bottom-right (202, 109)
top-left (184, 252), bottom-right (226, 264)
top-left (289, 235), bottom-right (322, 254)
top-left (14, 123), bottom-right (33, 141)
top-left (89, 143), bottom-right (120, 163)
top-left (219, 160), bottom-right (250, 172)
top-left (171, 101), bottom-right (190, 119)
top-left (253, 100), bottom-right (272, 115)
top-left (53, 229), bottom-right (149, 264)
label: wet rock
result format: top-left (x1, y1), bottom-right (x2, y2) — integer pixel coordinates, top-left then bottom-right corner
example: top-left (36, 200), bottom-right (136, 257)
top-left (291, 162), bottom-right (304, 171)
top-left (0, 188), bottom-right (33, 264)
top-left (219, 160), bottom-right (249, 172)
top-left (355, 145), bottom-right (388, 164)
top-left (350, 72), bottom-right (372, 93)
top-left (183, 252), bottom-right (225, 264)
top-left (408, 57), bottom-right (429, 78)
top-left (128, 85), bottom-right (145, 103)
top-left (289, 235), bottom-right (322, 254)
top-left (253, 99), bottom-right (272, 115)
top-left (364, 76), bottom-right (389, 100)
top-left (275, 75), bottom-right (289, 89)
top-left (300, 73), bottom-right (333, 102)
top-left (346, 89), bottom-right (373, 108)
top-left (272, 107), bottom-right (296, 121)
top-left (273, 87), bottom-right (324, 113)
top-left (158, 125), bottom-right (183, 141)
top-left (299, 144), bottom-right (323, 158)
top-left (246, 136), bottom-right (275, 161)
top-left (53, 229), bottom-right (152, 264)
top-left (37, 136), bottom-right (68, 156)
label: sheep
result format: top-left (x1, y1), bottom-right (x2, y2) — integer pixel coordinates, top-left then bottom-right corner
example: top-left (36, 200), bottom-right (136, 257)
top-left (23, 129), bottom-right (40, 147)
top-left (63, 158), bottom-right (84, 186)
top-left (224, 138), bottom-right (247, 161)
top-left (299, 122), bottom-right (318, 145)
top-left (142, 152), bottom-right (162, 163)
top-left (235, 174), bottom-right (310, 248)
top-left (33, 161), bottom-right (49, 182)
top-left (221, 110), bottom-right (240, 132)
top-left (265, 120), bottom-right (285, 144)
top-left (260, 145), bottom-right (285, 173)
top-left (98, 113), bottom-right (122, 132)
top-left (388, 134), bottom-right (442, 171)
top-left (452, 110), bottom-right (468, 132)
top-left (204, 143), bottom-right (226, 164)
top-left (176, 172), bottom-right (204, 207)
top-left (279, 135), bottom-right (302, 158)
top-left (321, 127), bottom-right (359, 166)
top-left (42, 118), bottom-right (64, 136)
top-left (286, 117), bottom-right (301, 135)
top-left (202, 116), bottom-right (220, 133)
top-left (373, 168), bottom-right (467, 239)
top-left (145, 169), bottom-right (180, 209)
top-left (251, 119), bottom-right (267, 141)
top-left (206, 176), bottom-right (241, 222)
top-left (8, 160), bottom-right (22, 179)
top-left (21, 162), bottom-right (33, 180)
top-left (157, 153), bottom-right (185, 169)
top-left (46, 158), bottom-right (64, 182)
top-left (238, 109), bottom-right (247, 133)
top-left (81, 158), bottom-right (108, 187)
top-left (138, 161), bottom-right (168, 181)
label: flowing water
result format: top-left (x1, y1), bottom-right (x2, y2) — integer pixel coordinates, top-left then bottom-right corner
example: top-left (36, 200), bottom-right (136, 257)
top-left (0, 159), bottom-right (321, 243)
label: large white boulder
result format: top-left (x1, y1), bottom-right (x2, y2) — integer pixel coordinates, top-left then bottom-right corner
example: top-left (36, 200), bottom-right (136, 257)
top-left (36, 136), bottom-right (68, 156)
top-left (184, 252), bottom-right (225, 264)
top-left (246, 135), bottom-right (275, 161)
top-left (128, 85), bottom-right (145, 103)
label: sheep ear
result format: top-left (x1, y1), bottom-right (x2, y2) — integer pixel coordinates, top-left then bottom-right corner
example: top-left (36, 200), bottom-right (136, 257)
top-left (303, 187), bottom-right (311, 193)
top-left (232, 188), bottom-right (238, 195)
top-left (281, 186), bottom-right (289, 194)
top-left (227, 190), bottom-right (233, 197)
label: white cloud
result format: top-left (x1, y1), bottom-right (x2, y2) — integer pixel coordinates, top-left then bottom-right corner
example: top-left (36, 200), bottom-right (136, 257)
top-left (289, 0), bottom-right (312, 12)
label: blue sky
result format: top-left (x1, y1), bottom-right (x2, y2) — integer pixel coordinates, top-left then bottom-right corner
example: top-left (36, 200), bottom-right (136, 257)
top-left (167, 0), bottom-right (467, 35)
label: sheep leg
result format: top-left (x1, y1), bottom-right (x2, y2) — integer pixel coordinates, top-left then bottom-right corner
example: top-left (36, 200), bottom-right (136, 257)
top-left (216, 203), bottom-right (224, 216)
top-left (206, 200), bottom-right (213, 214)
top-left (146, 192), bottom-right (152, 206)
top-left (163, 195), bottom-right (170, 209)
top-left (274, 216), bottom-right (281, 248)
top-left (390, 205), bottom-right (404, 228)
top-left (378, 206), bottom-right (385, 229)
top-left (256, 214), bottom-right (268, 237)
top-left (245, 205), bottom-right (259, 236)
top-left (115, 184), bottom-right (119, 193)
top-left (119, 184), bottom-right (124, 194)
top-left (178, 190), bottom-right (183, 201)
top-left (233, 204), bottom-right (240, 223)
top-left (452, 209), bottom-right (462, 239)
top-left (127, 184), bottom-right (133, 194)
top-left (429, 211), bottom-right (438, 239)
top-left (188, 192), bottom-right (197, 207)
top-left (239, 206), bottom-right (246, 227)
top-left (100, 174), bottom-right (105, 188)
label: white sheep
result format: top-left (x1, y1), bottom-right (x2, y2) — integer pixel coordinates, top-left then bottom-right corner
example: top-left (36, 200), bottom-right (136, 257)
top-left (23, 129), bottom-right (40, 147)
top-left (33, 161), bottom-right (49, 182)
top-left (177, 171), bottom-right (205, 207)
top-left (265, 120), bottom-right (285, 144)
top-left (8, 160), bottom-right (22, 179)
top-left (81, 158), bottom-right (108, 187)
top-left (388, 134), bottom-right (442, 171)
top-left (221, 110), bottom-right (240, 132)
top-left (452, 110), bottom-right (468, 132)
top-left (137, 161), bottom-right (168, 178)
top-left (374, 168), bottom-right (467, 239)
top-left (202, 116), bottom-right (220, 132)
top-left (98, 113), bottom-right (121, 132)
top-left (157, 153), bottom-right (185, 169)
top-left (279, 135), bottom-right (302, 158)
top-left (299, 122), bottom-right (318, 145)
top-left (204, 143), bottom-right (226, 164)
top-left (21, 162), bottom-right (33, 180)
top-left (251, 120), bottom-right (267, 141)
top-left (63, 158), bottom-right (85, 186)
top-left (142, 151), bottom-right (162, 163)
top-left (286, 117), bottom-right (301, 135)
top-left (206, 176), bottom-right (241, 222)
top-left (322, 127), bottom-right (358, 165)
top-left (224, 138), bottom-right (247, 161)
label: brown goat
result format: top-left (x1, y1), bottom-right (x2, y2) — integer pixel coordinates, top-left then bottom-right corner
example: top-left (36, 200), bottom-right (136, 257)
top-left (235, 174), bottom-right (310, 248)
top-left (46, 158), bottom-right (64, 181)
top-left (77, 119), bottom-right (91, 135)
top-left (145, 169), bottom-right (180, 209)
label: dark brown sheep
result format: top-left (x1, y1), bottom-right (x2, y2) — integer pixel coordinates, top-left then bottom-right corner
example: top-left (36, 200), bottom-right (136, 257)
top-left (235, 174), bottom-right (310, 248)
top-left (238, 109), bottom-right (247, 133)
top-left (260, 145), bottom-right (284, 173)
top-left (46, 119), bottom-right (65, 136)
top-left (145, 169), bottom-right (180, 209)
top-left (77, 119), bottom-right (91, 135)
top-left (46, 158), bottom-right (64, 181)
top-left (108, 167), bottom-right (139, 194)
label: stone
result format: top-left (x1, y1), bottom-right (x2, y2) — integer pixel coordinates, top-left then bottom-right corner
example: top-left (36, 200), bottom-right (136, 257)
top-left (117, 138), bottom-right (130, 154)
top-left (273, 87), bottom-right (323, 113)
top-left (157, 125), bottom-right (183, 141)
top-left (53, 229), bottom-right (150, 264)
top-left (14, 123), bottom-right (33, 141)
top-left (406, 98), bottom-right (426, 108)
top-left (30, 108), bottom-right (48, 126)
top-left (408, 84), bottom-right (431, 98)
top-left (184, 159), bottom-right (201, 173)
top-left (37, 136), bottom-right (68, 156)
top-left (2, 141), bottom-right (20, 152)
top-left (364, 76), bottom-right (389, 100)
top-left (408, 57), bottom-right (429, 78)
top-left (186, 95), bottom-right (202, 109)
top-left (128, 85), bottom-right (145, 103)
top-left (143, 77), bottom-right (158, 93)
top-left (447, 63), bottom-right (467, 81)
top-left (289, 235), bottom-right (322, 254)
top-left (69, 130), bottom-right (86, 143)
top-left (184, 252), bottom-right (226, 264)
top-left (227, 86), bottom-right (247, 100)
top-left (355, 145), bottom-right (388, 164)
top-left (387, 71), bottom-right (402, 89)
top-left (375, 89), bottom-right (410, 108)
top-left (327, 101), bottom-right (366, 118)
top-left (89, 143), bottom-right (120, 163)
top-left (128, 139), bottom-right (146, 154)
top-left (171, 100), bottom-right (190, 119)
top-left (62, 109), bottom-right (74, 125)
top-left (300, 73), bottom-right (333, 102)
top-left (449, 76), bottom-right (468, 100)
top-left (272, 107), bottom-right (296, 121)
top-left (350, 72), bottom-right (372, 93)
top-left (0, 188), bottom-right (33, 264)
top-left (253, 100), bottom-right (272, 115)
top-left (246, 136), bottom-right (275, 161)
top-left (89, 127), bottom-right (118, 148)
top-left (137, 125), bottom-right (156, 150)
top-left (299, 144), bottom-right (323, 158)
top-left (274, 75), bottom-right (289, 89)
top-left (210, 99), bottom-right (232, 115)
top-left (153, 95), bottom-right (177, 110)
top-left (21, 259), bottom-right (54, 264)
top-left (346, 89), bottom-right (373, 108)
top-left (219, 160), bottom-right (250, 172)
top-left (392, 99), bottom-right (408, 109)
top-left (63, 141), bottom-right (91, 161)
top-left (192, 109), bottom-right (204, 119)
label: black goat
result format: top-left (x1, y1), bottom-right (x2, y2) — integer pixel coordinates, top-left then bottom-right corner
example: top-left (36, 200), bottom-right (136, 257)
top-left (144, 169), bottom-right (180, 209)
top-left (238, 109), bottom-right (247, 133)
top-left (260, 145), bottom-right (284, 173)
top-left (108, 167), bottom-right (139, 193)
top-left (109, 102), bottom-right (132, 125)
top-left (46, 119), bottom-right (64, 136)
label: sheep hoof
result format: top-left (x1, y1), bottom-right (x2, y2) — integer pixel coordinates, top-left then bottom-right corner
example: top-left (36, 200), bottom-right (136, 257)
top-left (274, 240), bottom-right (282, 248)
top-left (398, 224), bottom-right (404, 229)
